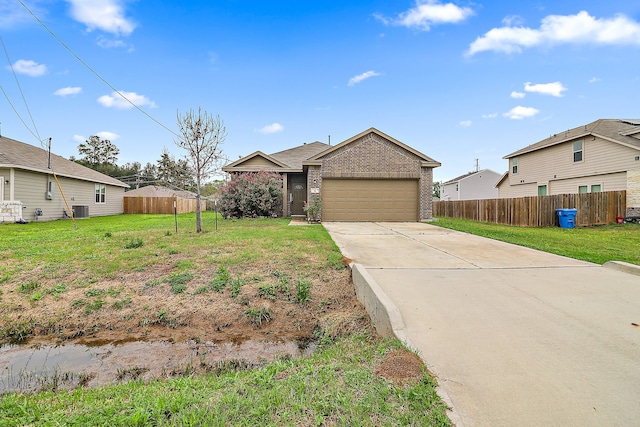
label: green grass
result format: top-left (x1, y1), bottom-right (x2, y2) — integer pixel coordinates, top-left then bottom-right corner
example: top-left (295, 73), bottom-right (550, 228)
top-left (0, 213), bottom-right (451, 425)
top-left (434, 217), bottom-right (640, 265)
top-left (0, 213), bottom-right (341, 281)
top-left (0, 335), bottom-right (450, 426)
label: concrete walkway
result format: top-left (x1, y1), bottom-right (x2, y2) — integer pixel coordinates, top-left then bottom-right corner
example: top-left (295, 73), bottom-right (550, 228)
top-left (323, 222), bottom-right (640, 427)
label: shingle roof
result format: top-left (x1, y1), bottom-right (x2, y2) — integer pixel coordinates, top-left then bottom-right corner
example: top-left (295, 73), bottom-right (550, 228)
top-left (504, 119), bottom-right (640, 159)
top-left (442, 169), bottom-right (500, 185)
top-left (124, 185), bottom-right (196, 198)
top-left (0, 136), bottom-right (128, 187)
top-left (268, 141), bottom-right (330, 169)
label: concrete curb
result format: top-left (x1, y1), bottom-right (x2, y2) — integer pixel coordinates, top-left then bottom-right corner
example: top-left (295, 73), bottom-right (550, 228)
top-left (603, 261), bottom-right (640, 276)
top-left (350, 263), bottom-right (465, 427)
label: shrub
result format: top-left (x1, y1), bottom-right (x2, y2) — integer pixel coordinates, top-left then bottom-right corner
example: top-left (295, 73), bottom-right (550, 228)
top-left (219, 171), bottom-right (283, 218)
top-left (304, 197), bottom-right (322, 222)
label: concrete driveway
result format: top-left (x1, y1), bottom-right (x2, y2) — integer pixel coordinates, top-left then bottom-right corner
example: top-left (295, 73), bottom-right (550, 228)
top-left (323, 222), bottom-right (640, 427)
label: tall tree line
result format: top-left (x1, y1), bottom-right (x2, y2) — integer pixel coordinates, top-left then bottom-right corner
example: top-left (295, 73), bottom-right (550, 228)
top-left (70, 136), bottom-right (197, 192)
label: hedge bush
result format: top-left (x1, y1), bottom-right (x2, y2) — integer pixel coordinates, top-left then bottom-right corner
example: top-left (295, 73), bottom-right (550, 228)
top-left (219, 171), bottom-right (283, 218)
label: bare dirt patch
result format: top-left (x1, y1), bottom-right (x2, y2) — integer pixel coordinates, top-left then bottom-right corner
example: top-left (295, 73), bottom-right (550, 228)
top-left (1, 262), bottom-right (367, 347)
top-left (376, 349), bottom-right (426, 386)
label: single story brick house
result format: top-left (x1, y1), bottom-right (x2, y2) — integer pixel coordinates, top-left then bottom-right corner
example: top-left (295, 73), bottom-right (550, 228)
top-left (223, 128), bottom-right (441, 221)
top-left (1, 136), bottom-right (128, 222)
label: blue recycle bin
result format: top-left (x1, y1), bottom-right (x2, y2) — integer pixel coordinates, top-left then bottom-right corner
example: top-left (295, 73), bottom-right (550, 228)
top-left (556, 208), bottom-right (577, 228)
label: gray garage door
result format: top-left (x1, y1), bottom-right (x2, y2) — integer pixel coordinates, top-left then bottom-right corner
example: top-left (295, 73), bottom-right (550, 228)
top-left (322, 179), bottom-right (419, 221)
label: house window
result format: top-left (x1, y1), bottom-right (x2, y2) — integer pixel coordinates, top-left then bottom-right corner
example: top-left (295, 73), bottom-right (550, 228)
top-left (573, 140), bottom-right (583, 162)
top-left (578, 185), bottom-right (588, 194)
top-left (538, 185), bottom-right (547, 196)
top-left (591, 184), bottom-right (601, 193)
top-left (95, 184), bottom-right (106, 204)
top-left (512, 157), bottom-right (518, 174)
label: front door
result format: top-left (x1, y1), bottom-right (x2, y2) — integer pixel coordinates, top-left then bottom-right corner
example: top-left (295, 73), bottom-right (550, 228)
top-left (290, 175), bottom-right (306, 215)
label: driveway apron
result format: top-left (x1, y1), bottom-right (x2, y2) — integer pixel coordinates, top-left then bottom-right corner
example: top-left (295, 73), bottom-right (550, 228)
top-left (323, 222), bottom-right (640, 427)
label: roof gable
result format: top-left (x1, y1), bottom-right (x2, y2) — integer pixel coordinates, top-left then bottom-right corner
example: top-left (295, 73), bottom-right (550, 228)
top-left (307, 127), bottom-right (440, 166)
top-left (504, 119), bottom-right (640, 159)
top-left (222, 142), bottom-right (330, 172)
top-left (0, 136), bottom-right (128, 187)
top-left (223, 151), bottom-right (289, 170)
top-left (443, 169), bottom-right (500, 185)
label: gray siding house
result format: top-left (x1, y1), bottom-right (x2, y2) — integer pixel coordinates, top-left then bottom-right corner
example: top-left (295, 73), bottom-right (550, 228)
top-left (441, 169), bottom-right (501, 201)
top-left (1, 136), bottom-right (128, 223)
top-left (223, 128), bottom-right (441, 221)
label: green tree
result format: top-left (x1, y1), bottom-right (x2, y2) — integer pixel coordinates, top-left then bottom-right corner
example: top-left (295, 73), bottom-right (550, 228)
top-left (175, 108), bottom-right (227, 233)
top-left (433, 181), bottom-right (441, 199)
top-left (77, 135), bottom-right (120, 168)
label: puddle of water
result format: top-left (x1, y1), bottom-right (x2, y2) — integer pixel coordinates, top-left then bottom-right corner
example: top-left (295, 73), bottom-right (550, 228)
top-left (0, 338), bottom-right (316, 394)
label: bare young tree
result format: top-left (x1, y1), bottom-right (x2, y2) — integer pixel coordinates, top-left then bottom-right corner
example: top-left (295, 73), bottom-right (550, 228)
top-left (175, 108), bottom-right (227, 232)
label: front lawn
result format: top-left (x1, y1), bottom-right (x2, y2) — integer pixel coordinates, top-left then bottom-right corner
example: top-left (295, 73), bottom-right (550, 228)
top-left (434, 217), bottom-right (640, 266)
top-left (0, 213), bottom-right (451, 426)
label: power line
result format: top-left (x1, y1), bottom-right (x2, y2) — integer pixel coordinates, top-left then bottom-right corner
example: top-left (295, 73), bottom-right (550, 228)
top-left (0, 36), bottom-right (43, 143)
top-left (16, 0), bottom-right (181, 140)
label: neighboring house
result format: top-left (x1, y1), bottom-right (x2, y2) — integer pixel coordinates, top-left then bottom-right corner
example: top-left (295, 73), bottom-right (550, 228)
top-left (124, 185), bottom-right (205, 214)
top-left (223, 127), bottom-right (441, 221)
top-left (497, 118), bottom-right (640, 217)
top-left (0, 136), bottom-right (128, 223)
top-left (441, 169), bottom-right (501, 200)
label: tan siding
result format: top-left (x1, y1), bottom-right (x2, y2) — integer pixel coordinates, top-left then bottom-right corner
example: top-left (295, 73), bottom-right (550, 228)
top-left (551, 172), bottom-right (627, 194)
top-left (507, 137), bottom-right (640, 196)
top-left (241, 157), bottom-right (280, 167)
top-left (0, 168), bottom-right (8, 201)
top-left (499, 182), bottom-right (538, 198)
top-left (13, 169), bottom-right (123, 221)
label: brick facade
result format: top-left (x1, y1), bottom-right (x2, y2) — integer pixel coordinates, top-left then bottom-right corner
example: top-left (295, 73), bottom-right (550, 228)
top-left (627, 168), bottom-right (640, 217)
top-left (309, 132), bottom-right (436, 221)
top-left (321, 133), bottom-right (421, 179)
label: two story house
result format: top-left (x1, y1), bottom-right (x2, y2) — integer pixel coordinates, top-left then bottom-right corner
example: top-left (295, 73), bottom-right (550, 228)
top-left (441, 169), bottom-right (501, 201)
top-left (497, 119), bottom-right (640, 216)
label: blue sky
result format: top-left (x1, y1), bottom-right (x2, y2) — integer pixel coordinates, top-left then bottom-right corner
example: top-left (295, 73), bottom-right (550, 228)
top-left (1, 0), bottom-right (639, 182)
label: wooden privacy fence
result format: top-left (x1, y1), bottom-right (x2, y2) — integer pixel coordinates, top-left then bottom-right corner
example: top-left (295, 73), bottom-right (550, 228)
top-left (433, 191), bottom-right (627, 227)
top-left (124, 196), bottom-right (205, 214)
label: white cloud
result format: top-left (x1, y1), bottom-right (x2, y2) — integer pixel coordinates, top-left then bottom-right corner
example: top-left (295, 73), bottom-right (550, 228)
top-left (502, 15), bottom-right (524, 27)
top-left (96, 131), bottom-right (120, 140)
top-left (96, 36), bottom-right (133, 50)
top-left (54, 86), bottom-right (82, 96)
top-left (589, 77), bottom-right (600, 83)
top-left (503, 106), bottom-right (540, 120)
top-left (459, 120), bottom-right (472, 127)
top-left (257, 123), bottom-right (284, 134)
top-left (348, 70), bottom-right (381, 86)
top-left (467, 11), bottom-right (640, 55)
top-left (67, 0), bottom-right (136, 36)
top-left (511, 91), bottom-right (526, 99)
top-left (73, 132), bottom-right (119, 143)
top-left (524, 81), bottom-right (567, 97)
top-left (10, 59), bottom-right (47, 76)
top-left (482, 113), bottom-right (498, 119)
top-left (97, 91), bottom-right (157, 109)
top-left (378, 0), bottom-right (474, 31)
